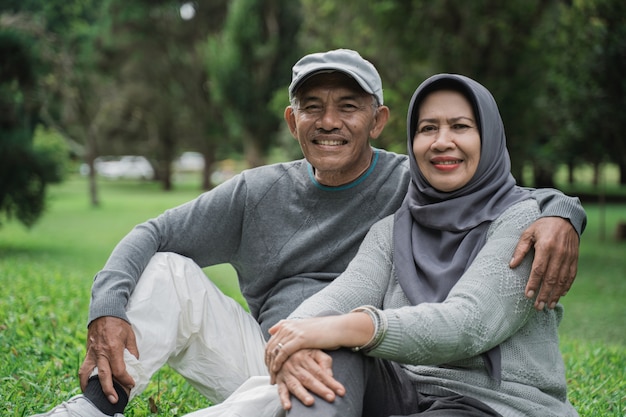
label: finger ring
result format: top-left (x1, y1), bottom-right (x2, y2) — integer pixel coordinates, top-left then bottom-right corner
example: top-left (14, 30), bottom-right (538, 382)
top-left (277, 343), bottom-right (284, 349)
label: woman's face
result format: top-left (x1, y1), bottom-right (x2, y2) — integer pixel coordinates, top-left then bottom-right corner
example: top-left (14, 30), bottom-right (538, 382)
top-left (412, 89), bottom-right (481, 192)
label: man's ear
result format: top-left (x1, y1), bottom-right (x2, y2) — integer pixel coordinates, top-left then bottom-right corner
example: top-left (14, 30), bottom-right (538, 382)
top-left (369, 105), bottom-right (390, 140)
top-left (284, 106), bottom-right (298, 138)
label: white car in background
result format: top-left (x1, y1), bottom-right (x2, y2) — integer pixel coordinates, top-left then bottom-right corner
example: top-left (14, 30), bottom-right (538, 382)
top-left (80, 156), bottom-right (154, 180)
top-left (173, 151), bottom-right (205, 172)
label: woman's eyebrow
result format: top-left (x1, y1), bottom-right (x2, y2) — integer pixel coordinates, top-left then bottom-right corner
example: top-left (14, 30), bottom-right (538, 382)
top-left (418, 116), bottom-right (474, 124)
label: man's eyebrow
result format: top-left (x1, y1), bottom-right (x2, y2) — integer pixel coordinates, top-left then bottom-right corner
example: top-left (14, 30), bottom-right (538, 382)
top-left (338, 92), bottom-right (367, 101)
top-left (299, 91), bottom-right (368, 102)
top-left (299, 95), bottom-right (321, 103)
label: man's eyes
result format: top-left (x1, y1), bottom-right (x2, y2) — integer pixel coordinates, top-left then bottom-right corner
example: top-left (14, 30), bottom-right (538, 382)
top-left (300, 103), bottom-right (362, 114)
top-left (302, 104), bottom-right (322, 112)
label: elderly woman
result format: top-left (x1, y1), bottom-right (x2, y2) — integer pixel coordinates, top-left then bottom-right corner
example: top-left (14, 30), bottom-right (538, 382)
top-left (266, 74), bottom-right (579, 417)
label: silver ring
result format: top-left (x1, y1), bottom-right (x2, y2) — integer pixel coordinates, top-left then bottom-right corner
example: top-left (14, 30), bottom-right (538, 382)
top-left (277, 343), bottom-right (284, 349)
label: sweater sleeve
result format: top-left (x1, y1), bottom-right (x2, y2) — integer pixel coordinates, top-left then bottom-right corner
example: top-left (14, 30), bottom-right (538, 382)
top-left (88, 175), bottom-right (248, 325)
top-left (371, 200), bottom-right (540, 365)
top-left (528, 187), bottom-right (586, 236)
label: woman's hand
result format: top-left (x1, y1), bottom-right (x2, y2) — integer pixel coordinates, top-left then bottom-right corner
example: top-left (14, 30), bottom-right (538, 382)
top-left (265, 314), bottom-right (373, 374)
top-left (264, 313), bottom-right (374, 408)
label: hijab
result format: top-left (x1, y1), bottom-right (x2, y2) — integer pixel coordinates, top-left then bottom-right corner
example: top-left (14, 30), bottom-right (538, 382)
top-left (393, 74), bottom-right (531, 381)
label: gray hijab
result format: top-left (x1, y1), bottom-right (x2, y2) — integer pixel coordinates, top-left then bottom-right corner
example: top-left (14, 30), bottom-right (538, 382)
top-left (393, 74), bottom-right (531, 381)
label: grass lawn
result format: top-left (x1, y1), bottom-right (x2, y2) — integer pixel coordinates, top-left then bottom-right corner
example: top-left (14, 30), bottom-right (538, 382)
top-left (1, 176), bottom-right (625, 416)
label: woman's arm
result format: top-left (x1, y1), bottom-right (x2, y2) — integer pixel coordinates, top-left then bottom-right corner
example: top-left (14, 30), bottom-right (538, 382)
top-left (371, 199), bottom-right (540, 365)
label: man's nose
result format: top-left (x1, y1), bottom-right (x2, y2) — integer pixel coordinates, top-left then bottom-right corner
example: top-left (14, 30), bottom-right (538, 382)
top-left (317, 106), bottom-right (343, 130)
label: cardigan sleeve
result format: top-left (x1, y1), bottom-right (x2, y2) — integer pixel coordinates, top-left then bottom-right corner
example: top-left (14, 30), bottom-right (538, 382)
top-left (371, 199), bottom-right (540, 365)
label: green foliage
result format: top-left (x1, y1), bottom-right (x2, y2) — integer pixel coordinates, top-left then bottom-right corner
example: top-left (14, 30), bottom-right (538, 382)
top-left (296, 0), bottom-right (626, 184)
top-left (33, 126), bottom-right (72, 181)
top-left (205, 0), bottom-right (301, 166)
top-left (538, 0), bottom-right (625, 177)
top-left (0, 132), bottom-right (60, 228)
top-left (11, 0), bottom-right (623, 186)
top-left (0, 29), bottom-right (61, 228)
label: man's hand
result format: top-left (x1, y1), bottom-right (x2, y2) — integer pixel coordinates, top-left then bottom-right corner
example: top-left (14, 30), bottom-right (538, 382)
top-left (78, 316), bottom-right (138, 404)
top-left (510, 217), bottom-right (579, 310)
top-left (272, 349), bottom-right (345, 410)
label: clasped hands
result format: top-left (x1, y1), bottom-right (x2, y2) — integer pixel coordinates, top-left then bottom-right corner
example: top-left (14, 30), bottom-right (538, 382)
top-left (265, 313), bottom-right (373, 410)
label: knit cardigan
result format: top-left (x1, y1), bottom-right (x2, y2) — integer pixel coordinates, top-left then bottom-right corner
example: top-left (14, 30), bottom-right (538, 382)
top-left (290, 200), bottom-right (579, 417)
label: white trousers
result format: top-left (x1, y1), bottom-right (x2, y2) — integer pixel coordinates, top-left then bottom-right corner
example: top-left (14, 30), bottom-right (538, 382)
top-left (120, 252), bottom-right (284, 417)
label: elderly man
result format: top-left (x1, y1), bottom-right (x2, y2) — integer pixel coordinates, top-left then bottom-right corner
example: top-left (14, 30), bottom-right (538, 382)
top-left (33, 49), bottom-right (585, 417)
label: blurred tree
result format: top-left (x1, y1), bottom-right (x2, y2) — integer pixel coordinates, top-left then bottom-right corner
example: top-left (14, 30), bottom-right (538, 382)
top-left (206, 0), bottom-right (301, 167)
top-left (2, 0), bottom-right (112, 206)
top-left (297, 0), bottom-right (626, 188)
top-left (94, 0), bottom-right (229, 190)
top-left (540, 0), bottom-right (626, 186)
top-left (374, 0), bottom-right (569, 186)
top-left (0, 28), bottom-right (61, 228)
top-left (539, 1), bottom-right (603, 185)
top-left (295, 0), bottom-right (411, 154)
top-left (589, 0), bottom-right (626, 185)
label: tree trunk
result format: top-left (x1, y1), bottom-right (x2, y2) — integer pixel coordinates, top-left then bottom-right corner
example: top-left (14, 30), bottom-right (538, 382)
top-left (201, 145), bottom-right (217, 191)
top-left (533, 163), bottom-right (555, 188)
top-left (244, 134), bottom-right (265, 168)
top-left (86, 129), bottom-right (99, 207)
top-left (592, 162), bottom-right (600, 187)
top-left (512, 164), bottom-right (525, 187)
top-left (161, 162), bottom-right (172, 191)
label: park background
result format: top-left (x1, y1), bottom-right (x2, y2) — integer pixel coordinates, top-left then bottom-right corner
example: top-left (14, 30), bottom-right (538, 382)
top-left (1, 0), bottom-right (625, 416)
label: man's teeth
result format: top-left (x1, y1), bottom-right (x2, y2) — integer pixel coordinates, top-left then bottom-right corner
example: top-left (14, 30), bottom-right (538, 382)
top-left (316, 140), bottom-right (345, 145)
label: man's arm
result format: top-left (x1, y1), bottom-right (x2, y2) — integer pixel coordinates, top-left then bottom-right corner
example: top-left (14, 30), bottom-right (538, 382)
top-left (530, 188), bottom-right (587, 235)
top-left (512, 188), bottom-right (587, 310)
top-left (82, 178), bottom-right (247, 401)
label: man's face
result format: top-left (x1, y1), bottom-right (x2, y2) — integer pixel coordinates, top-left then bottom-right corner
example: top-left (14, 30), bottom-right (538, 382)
top-left (285, 73), bottom-right (389, 187)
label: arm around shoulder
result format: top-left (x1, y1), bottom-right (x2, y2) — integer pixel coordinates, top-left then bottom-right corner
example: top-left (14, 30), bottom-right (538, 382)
top-left (514, 189), bottom-right (584, 309)
top-left (527, 187), bottom-right (587, 236)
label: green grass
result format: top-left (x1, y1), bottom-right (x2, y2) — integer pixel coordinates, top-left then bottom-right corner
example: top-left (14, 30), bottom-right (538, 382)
top-left (1, 177), bottom-right (625, 416)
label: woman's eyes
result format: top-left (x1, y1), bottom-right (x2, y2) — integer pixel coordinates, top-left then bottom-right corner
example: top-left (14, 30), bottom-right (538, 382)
top-left (418, 125), bottom-right (437, 133)
top-left (418, 124), bottom-right (471, 133)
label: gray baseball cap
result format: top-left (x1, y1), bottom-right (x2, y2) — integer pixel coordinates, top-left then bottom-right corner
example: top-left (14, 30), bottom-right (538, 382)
top-left (288, 49), bottom-right (384, 105)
